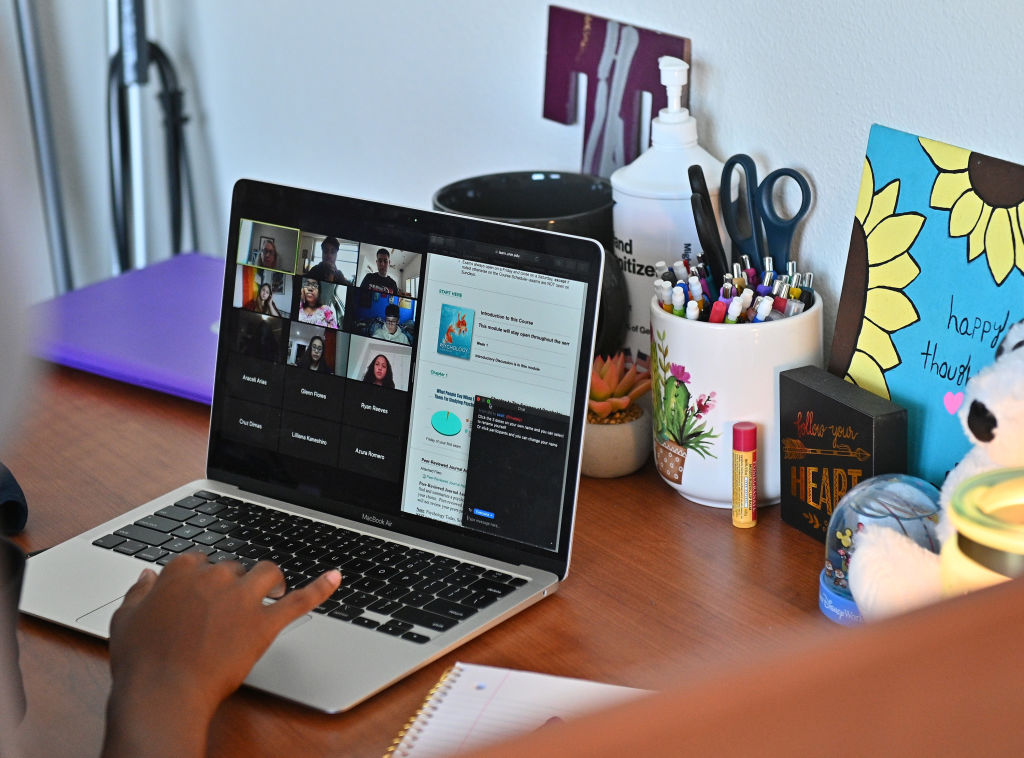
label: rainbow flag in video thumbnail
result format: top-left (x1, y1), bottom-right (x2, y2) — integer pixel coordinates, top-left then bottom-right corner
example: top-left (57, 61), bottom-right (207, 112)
top-left (437, 304), bottom-right (474, 360)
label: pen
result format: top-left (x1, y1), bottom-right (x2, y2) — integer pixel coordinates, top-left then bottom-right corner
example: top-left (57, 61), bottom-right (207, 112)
top-left (685, 300), bottom-right (700, 320)
top-left (709, 299), bottom-right (727, 323)
top-left (672, 286), bottom-right (687, 316)
top-left (741, 254), bottom-right (759, 288)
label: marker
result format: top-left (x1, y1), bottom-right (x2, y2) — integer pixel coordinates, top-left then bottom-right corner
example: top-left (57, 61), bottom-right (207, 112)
top-left (739, 286), bottom-right (755, 312)
top-left (709, 300), bottom-right (727, 323)
top-left (660, 281), bottom-right (674, 312)
top-left (741, 254), bottom-right (759, 288)
top-left (719, 281), bottom-right (734, 304)
top-left (724, 297), bottom-right (743, 324)
top-left (755, 270), bottom-right (775, 298)
top-left (799, 272), bottom-right (815, 310)
top-left (688, 275), bottom-right (704, 307)
top-left (751, 297), bottom-right (773, 323)
top-left (654, 260), bottom-right (669, 279)
top-left (771, 280), bottom-right (790, 313)
top-left (732, 422), bottom-right (758, 528)
top-left (685, 300), bottom-right (700, 320)
top-left (671, 286), bottom-right (687, 316)
top-left (788, 272), bottom-right (803, 300)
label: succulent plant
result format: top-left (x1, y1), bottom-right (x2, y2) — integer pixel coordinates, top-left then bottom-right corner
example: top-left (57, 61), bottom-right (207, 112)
top-left (588, 352), bottom-right (651, 420)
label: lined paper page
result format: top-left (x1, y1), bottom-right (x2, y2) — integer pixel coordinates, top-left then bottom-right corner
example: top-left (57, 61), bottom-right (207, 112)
top-left (388, 662), bottom-right (648, 757)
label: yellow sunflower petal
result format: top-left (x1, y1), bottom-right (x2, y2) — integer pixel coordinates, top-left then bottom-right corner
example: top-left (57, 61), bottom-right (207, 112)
top-left (949, 190), bottom-right (983, 237)
top-left (1017, 205), bottom-right (1024, 273)
top-left (865, 289), bottom-right (920, 332)
top-left (920, 138), bottom-right (970, 172)
top-left (866, 213), bottom-right (925, 264)
top-left (855, 159), bottom-right (874, 225)
top-left (863, 180), bottom-right (900, 234)
top-left (868, 251), bottom-right (920, 290)
top-left (967, 205), bottom-right (992, 260)
top-left (855, 319), bottom-right (901, 370)
top-left (846, 351), bottom-right (891, 400)
top-left (929, 169), bottom-right (971, 210)
top-left (984, 208), bottom-right (1015, 284)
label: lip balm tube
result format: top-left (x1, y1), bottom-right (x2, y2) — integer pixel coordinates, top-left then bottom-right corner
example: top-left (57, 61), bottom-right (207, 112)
top-left (732, 422), bottom-right (757, 528)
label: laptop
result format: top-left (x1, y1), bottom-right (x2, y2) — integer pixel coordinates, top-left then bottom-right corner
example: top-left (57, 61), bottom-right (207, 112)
top-left (19, 179), bottom-right (604, 713)
top-left (30, 253), bottom-right (223, 404)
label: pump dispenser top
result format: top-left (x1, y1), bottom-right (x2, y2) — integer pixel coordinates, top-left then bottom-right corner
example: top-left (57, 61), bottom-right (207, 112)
top-left (651, 56), bottom-right (698, 147)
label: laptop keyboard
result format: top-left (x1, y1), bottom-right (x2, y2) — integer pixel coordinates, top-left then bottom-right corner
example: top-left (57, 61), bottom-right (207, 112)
top-left (91, 490), bottom-right (529, 644)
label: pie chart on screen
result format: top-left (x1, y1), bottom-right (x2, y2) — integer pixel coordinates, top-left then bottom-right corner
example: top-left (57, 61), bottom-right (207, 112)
top-left (430, 409), bottom-right (462, 436)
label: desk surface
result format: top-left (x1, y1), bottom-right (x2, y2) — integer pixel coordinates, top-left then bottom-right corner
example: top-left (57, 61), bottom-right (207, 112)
top-left (6, 365), bottom-right (829, 757)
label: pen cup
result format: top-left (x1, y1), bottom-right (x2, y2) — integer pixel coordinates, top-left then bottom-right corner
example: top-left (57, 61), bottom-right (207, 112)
top-left (650, 295), bottom-right (823, 507)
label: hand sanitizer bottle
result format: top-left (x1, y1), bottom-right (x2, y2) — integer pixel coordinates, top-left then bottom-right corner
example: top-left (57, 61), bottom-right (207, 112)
top-left (611, 56), bottom-right (724, 361)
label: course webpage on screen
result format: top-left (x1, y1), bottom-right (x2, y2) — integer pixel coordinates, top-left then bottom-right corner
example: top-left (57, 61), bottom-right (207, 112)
top-left (401, 253), bottom-right (587, 541)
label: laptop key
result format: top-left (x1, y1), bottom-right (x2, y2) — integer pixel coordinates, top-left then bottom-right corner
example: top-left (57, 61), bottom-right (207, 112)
top-left (192, 490), bottom-right (219, 500)
top-left (377, 619), bottom-right (413, 636)
top-left (195, 501), bottom-right (227, 515)
top-left (192, 531), bottom-right (224, 546)
top-left (207, 551), bottom-right (237, 564)
top-left (328, 604), bottom-right (362, 622)
top-left (207, 520), bottom-right (239, 534)
top-left (113, 539), bottom-right (146, 555)
top-left (163, 537), bottom-right (194, 552)
top-left (215, 496), bottom-right (243, 507)
top-left (345, 591), bottom-right (377, 608)
top-left (367, 598), bottom-right (403, 615)
top-left (312, 600), bottom-right (340, 615)
top-left (466, 578), bottom-right (515, 597)
top-left (436, 585), bottom-right (472, 602)
top-left (481, 570), bottom-right (514, 583)
top-left (419, 564), bottom-right (456, 581)
top-left (217, 537), bottom-right (245, 552)
top-left (135, 515), bottom-right (181, 533)
top-left (114, 524), bottom-right (172, 547)
top-left (187, 513), bottom-right (218, 527)
top-left (351, 576), bottom-right (386, 593)
top-left (401, 631), bottom-right (430, 644)
top-left (93, 534), bottom-right (126, 549)
top-left (351, 616), bottom-right (379, 630)
top-left (410, 578), bottom-right (450, 595)
top-left (185, 544), bottom-right (216, 556)
top-left (376, 584), bottom-right (412, 602)
top-left (398, 591), bottom-right (434, 608)
top-left (136, 546), bottom-right (169, 562)
top-left (391, 606), bottom-right (458, 632)
top-left (461, 591), bottom-right (498, 609)
top-left (172, 524), bottom-right (204, 539)
top-left (423, 598), bottom-right (478, 621)
top-left (508, 577), bottom-right (529, 587)
top-left (174, 496), bottom-right (206, 510)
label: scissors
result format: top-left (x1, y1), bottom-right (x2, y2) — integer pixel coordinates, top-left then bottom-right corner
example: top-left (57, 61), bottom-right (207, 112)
top-left (720, 154), bottom-right (811, 274)
top-left (687, 165), bottom-right (729, 288)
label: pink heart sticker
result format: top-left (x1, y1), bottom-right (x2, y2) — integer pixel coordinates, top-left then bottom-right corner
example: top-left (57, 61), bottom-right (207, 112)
top-left (944, 391), bottom-right (964, 415)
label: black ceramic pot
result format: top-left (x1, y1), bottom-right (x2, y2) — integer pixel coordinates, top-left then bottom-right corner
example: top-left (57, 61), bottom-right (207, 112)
top-left (433, 171), bottom-right (628, 357)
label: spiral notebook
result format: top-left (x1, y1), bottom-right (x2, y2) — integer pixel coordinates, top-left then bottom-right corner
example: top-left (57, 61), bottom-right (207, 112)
top-left (385, 662), bottom-right (649, 757)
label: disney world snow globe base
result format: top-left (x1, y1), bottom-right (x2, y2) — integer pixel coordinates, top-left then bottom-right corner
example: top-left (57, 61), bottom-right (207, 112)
top-left (820, 474), bottom-right (940, 624)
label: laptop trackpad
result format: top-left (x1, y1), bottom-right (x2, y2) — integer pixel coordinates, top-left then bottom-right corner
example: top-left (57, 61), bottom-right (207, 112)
top-left (77, 597), bottom-right (313, 638)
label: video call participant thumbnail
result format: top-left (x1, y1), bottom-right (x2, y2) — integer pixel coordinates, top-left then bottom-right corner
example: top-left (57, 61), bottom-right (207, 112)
top-left (306, 236), bottom-right (351, 285)
top-left (234, 264), bottom-right (291, 318)
top-left (372, 304), bottom-right (411, 345)
top-left (296, 277), bottom-right (339, 329)
top-left (347, 336), bottom-right (411, 392)
top-left (237, 220), bottom-right (300, 274)
top-left (231, 309), bottom-right (288, 364)
top-left (359, 248), bottom-right (399, 294)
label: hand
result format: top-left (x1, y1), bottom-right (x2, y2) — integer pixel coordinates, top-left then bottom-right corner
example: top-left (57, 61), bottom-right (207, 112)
top-left (102, 553), bottom-right (340, 758)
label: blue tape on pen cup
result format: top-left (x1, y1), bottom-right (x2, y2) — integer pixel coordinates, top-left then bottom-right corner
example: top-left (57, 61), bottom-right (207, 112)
top-left (818, 570), bottom-right (862, 625)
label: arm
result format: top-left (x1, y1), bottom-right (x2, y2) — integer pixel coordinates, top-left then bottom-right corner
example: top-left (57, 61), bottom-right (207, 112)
top-left (101, 554), bottom-right (340, 758)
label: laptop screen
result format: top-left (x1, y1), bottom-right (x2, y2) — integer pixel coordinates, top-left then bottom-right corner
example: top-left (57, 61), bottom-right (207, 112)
top-left (208, 181), bottom-right (602, 576)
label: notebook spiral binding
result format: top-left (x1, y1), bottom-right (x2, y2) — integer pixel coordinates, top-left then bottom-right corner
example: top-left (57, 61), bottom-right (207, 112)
top-left (383, 664), bottom-right (463, 757)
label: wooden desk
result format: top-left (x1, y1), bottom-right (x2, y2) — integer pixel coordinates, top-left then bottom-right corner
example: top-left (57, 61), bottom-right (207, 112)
top-left (5, 365), bottom-right (830, 757)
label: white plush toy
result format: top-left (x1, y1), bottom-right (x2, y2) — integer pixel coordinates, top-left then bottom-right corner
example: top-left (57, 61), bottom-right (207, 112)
top-left (848, 317), bottom-right (1024, 620)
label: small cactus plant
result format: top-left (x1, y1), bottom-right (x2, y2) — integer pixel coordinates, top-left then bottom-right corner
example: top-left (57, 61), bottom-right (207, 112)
top-left (588, 352), bottom-right (651, 423)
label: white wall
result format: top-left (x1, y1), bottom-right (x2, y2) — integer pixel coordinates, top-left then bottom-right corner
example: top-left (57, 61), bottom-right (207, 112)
top-left (4, 0), bottom-right (1024, 353)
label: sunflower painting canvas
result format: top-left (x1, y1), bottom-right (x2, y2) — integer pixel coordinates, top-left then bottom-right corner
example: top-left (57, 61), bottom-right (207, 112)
top-left (829, 124), bottom-right (1024, 486)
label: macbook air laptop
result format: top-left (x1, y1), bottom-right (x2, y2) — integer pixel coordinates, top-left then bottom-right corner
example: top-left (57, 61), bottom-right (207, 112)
top-left (30, 253), bottom-right (222, 404)
top-left (19, 179), bottom-right (604, 713)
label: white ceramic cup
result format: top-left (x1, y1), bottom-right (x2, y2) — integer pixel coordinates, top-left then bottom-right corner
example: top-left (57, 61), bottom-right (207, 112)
top-left (650, 294), bottom-right (823, 507)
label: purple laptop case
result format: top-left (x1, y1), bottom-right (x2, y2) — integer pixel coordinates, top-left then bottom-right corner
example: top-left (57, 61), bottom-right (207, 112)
top-left (31, 254), bottom-right (222, 404)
